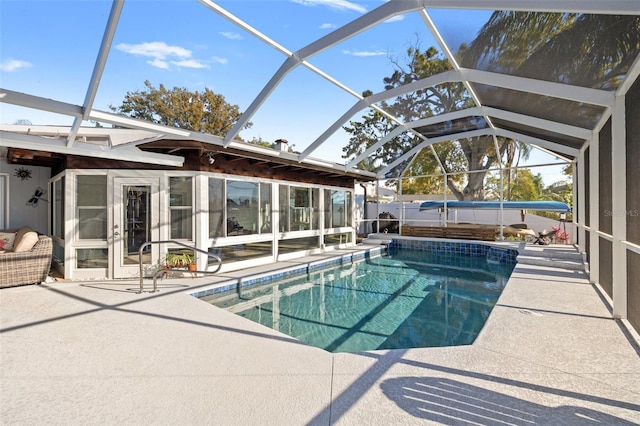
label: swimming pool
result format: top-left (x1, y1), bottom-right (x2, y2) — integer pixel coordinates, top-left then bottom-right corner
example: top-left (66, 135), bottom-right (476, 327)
top-left (199, 244), bottom-right (516, 353)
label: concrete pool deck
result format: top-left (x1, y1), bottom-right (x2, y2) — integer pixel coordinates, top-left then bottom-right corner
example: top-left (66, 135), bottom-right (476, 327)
top-left (1, 244), bottom-right (639, 425)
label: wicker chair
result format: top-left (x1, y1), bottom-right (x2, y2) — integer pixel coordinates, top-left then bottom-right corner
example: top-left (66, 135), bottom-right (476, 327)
top-left (0, 233), bottom-right (53, 288)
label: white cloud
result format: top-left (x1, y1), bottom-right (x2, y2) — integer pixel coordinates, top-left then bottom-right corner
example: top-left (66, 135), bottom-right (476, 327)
top-left (219, 32), bottom-right (242, 40)
top-left (291, 0), bottom-right (367, 13)
top-left (0, 58), bottom-right (33, 72)
top-left (116, 41), bottom-right (213, 70)
top-left (211, 56), bottom-right (228, 65)
top-left (342, 49), bottom-right (387, 57)
top-left (147, 58), bottom-right (169, 69)
top-left (117, 41), bottom-right (191, 59)
top-left (171, 59), bottom-right (210, 69)
top-left (319, 23), bottom-right (336, 29)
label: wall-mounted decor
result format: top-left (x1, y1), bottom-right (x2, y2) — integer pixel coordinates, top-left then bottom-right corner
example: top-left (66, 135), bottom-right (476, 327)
top-left (26, 187), bottom-right (47, 207)
top-left (14, 167), bottom-right (32, 181)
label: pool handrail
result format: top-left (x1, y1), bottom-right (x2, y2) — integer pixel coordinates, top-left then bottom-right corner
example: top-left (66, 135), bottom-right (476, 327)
top-left (138, 240), bottom-right (222, 293)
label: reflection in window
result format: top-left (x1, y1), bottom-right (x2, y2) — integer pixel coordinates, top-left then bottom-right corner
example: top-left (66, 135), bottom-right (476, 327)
top-left (278, 236), bottom-right (319, 254)
top-left (324, 233), bottom-right (351, 246)
top-left (53, 240), bottom-right (64, 269)
top-left (290, 186), bottom-right (309, 231)
top-left (208, 241), bottom-right (272, 264)
top-left (279, 185), bottom-right (289, 232)
top-left (169, 177), bottom-right (193, 239)
top-left (311, 188), bottom-right (319, 230)
top-left (208, 178), bottom-right (224, 238)
top-left (288, 186), bottom-right (319, 231)
top-left (227, 180), bottom-right (259, 235)
top-left (77, 175), bottom-right (107, 240)
top-left (333, 190), bottom-right (345, 227)
top-left (346, 191), bottom-right (353, 226)
top-left (0, 175), bottom-right (6, 228)
top-left (260, 183), bottom-right (272, 233)
top-left (76, 248), bottom-right (108, 269)
top-left (324, 189), bottom-right (352, 228)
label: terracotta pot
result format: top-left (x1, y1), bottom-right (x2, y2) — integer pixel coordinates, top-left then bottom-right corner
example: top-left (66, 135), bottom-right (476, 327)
top-left (187, 264), bottom-right (197, 271)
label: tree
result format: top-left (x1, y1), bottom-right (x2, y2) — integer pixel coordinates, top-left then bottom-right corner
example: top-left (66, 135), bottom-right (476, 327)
top-left (110, 80), bottom-right (250, 136)
top-left (508, 169), bottom-right (545, 201)
top-left (342, 46), bottom-right (516, 200)
top-left (461, 13), bottom-right (639, 90)
top-left (460, 13), bottom-right (639, 128)
top-left (344, 12), bottom-right (635, 200)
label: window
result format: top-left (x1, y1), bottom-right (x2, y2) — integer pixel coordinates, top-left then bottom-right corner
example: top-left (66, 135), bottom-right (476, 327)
top-left (169, 177), bottom-right (193, 239)
top-left (260, 183), bottom-right (272, 233)
top-left (279, 184), bottom-right (289, 232)
top-left (76, 248), bottom-right (108, 268)
top-left (211, 179), bottom-right (272, 238)
top-left (324, 232), bottom-right (351, 245)
top-left (324, 189), bottom-right (352, 228)
top-left (226, 180), bottom-right (259, 235)
top-left (52, 177), bottom-right (65, 239)
top-left (208, 178), bottom-right (224, 238)
top-left (0, 174), bottom-right (7, 229)
top-left (290, 186), bottom-right (316, 231)
top-left (208, 241), bottom-right (272, 264)
top-left (77, 175), bottom-right (107, 240)
top-left (278, 236), bottom-right (319, 254)
top-left (311, 188), bottom-right (319, 230)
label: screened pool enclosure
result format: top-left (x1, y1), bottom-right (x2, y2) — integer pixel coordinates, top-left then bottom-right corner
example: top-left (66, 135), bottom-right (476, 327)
top-left (0, 1), bottom-right (639, 332)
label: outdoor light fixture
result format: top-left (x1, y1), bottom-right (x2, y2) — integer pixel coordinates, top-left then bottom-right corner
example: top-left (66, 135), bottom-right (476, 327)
top-left (207, 151), bottom-right (215, 164)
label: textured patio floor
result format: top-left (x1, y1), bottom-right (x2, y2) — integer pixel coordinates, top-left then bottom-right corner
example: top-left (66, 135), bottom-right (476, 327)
top-left (1, 245), bottom-right (639, 425)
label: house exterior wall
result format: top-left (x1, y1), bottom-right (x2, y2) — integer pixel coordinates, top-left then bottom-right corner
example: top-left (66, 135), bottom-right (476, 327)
top-left (0, 158), bottom-right (50, 233)
top-left (54, 169), bottom-right (355, 281)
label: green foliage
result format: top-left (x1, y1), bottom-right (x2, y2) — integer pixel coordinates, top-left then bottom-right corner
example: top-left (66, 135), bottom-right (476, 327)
top-left (342, 43), bottom-right (521, 200)
top-left (247, 137), bottom-right (297, 153)
top-left (180, 252), bottom-right (195, 266)
top-left (343, 11), bottom-right (629, 200)
top-left (163, 252), bottom-right (183, 268)
top-left (461, 13), bottom-right (639, 90)
top-left (163, 251), bottom-right (195, 267)
top-left (110, 80), bottom-right (250, 136)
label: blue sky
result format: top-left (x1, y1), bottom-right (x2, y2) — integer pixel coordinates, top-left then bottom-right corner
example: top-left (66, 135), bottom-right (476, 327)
top-left (0, 0), bottom-right (563, 177)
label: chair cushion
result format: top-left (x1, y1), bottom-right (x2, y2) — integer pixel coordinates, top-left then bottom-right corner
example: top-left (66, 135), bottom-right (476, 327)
top-left (13, 227), bottom-right (39, 252)
top-left (0, 232), bottom-right (16, 251)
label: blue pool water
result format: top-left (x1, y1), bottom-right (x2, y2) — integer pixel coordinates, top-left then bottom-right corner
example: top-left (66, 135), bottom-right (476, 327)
top-left (203, 248), bottom-right (516, 353)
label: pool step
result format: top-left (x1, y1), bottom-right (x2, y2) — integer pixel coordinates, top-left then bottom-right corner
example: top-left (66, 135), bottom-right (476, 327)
top-left (361, 233), bottom-right (394, 246)
top-left (517, 245), bottom-right (585, 271)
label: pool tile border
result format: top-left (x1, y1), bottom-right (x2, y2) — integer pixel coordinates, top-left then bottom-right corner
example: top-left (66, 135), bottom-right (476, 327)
top-left (388, 238), bottom-right (518, 264)
top-left (190, 247), bottom-right (383, 299)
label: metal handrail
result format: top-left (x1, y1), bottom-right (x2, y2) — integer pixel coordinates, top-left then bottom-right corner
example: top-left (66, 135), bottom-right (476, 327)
top-left (138, 240), bottom-right (222, 293)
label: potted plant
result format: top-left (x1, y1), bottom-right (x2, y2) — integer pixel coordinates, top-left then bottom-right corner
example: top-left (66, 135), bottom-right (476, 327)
top-left (165, 252), bottom-right (184, 268)
top-left (181, 252), bottom-right (197, 271)
top-left (154, 256), bottom-right (173, 278)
